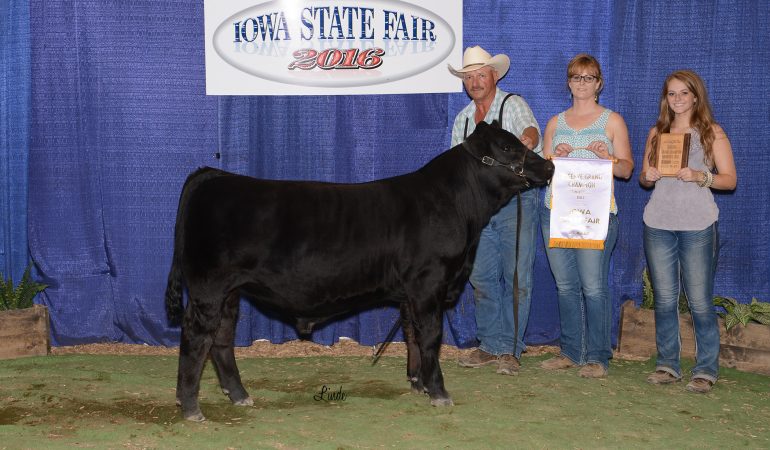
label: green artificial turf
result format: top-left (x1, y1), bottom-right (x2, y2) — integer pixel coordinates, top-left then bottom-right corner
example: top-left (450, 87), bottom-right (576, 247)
top-left (1, 352), bottom-right (769, 449)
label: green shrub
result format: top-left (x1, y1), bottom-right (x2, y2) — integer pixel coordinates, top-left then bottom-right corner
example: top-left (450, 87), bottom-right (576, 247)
top-left (713, 296), bottom-right (770, 331)
top-left (0, 264), bottom-right (48, 311)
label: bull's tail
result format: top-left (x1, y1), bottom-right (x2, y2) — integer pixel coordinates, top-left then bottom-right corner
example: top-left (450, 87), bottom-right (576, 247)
top-left (165, 253), bottom-right (185, 325)
top-left (165, 167), bottom-right (229, 325)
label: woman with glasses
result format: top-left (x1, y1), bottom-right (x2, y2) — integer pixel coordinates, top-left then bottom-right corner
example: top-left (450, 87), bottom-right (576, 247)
top-left (640, 70), bottom-right (736, 393)
top-left (539, 54), bottom-right (633, 378)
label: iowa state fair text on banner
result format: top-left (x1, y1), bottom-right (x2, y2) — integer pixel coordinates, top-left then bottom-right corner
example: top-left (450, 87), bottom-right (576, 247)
top-left (549, 158), bottom-right (613, 250)
top-left (204, 0), bottom-right (463, 95)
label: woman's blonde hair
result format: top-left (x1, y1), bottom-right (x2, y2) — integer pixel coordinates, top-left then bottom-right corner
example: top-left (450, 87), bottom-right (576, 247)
top-left (649, 70), bottom-right (716, 168)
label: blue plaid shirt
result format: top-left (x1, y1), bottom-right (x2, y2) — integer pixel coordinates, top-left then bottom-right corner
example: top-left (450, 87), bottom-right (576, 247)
top-left (451, 88), bottom-right (542, 156)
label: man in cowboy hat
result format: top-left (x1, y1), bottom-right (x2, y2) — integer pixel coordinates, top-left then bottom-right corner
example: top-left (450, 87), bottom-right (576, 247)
top-left (450, 45), bottom-right (542, 376)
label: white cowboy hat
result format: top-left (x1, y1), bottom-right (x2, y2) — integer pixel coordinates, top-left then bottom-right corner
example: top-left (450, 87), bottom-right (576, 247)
top-left (448, 45), bottom-right (510, 79)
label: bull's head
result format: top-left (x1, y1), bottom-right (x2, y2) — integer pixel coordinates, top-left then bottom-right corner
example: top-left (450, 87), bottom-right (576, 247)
top-left (464, 120), bottom-right (554, 189)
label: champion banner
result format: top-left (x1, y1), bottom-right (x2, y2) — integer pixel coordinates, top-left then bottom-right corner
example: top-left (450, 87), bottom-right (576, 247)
top-left (549, 158), bottom-right (614, 250)
top-left (204, 0), bottom-right (463, 95)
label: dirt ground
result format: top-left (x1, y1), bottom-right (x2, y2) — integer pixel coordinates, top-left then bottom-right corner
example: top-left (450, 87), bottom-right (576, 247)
top-left (50, 338), bottom-right (563, 360)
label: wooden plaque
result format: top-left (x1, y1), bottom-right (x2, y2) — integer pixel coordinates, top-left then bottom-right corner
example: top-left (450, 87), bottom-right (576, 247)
top-left (654, 133), bottom-right (690, 176)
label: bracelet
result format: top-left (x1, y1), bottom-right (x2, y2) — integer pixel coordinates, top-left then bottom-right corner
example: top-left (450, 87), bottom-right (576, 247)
top-left (698, 170), bottom-right (714, 188)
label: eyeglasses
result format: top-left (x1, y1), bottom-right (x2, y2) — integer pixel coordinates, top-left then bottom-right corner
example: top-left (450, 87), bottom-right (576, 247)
top-left (569, 75), bottom-right (599, 83)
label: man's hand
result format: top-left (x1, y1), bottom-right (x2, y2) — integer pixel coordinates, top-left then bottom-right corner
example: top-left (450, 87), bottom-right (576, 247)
top-left (519, 134), bottom-right (534, 150)
top-left (519, 126), bottom-right (539, 151)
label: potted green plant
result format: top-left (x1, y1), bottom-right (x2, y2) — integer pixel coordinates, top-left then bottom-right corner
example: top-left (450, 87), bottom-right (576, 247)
top-left (713, 296), bottom-right (770, 330)
top-left (0, 264), bottom-right (50, 359)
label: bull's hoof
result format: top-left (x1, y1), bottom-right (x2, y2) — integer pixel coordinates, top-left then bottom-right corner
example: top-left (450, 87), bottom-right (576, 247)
top-left (233, 396), bottom-right (254, 407)
top-left (410, 384), bottom-right (427, 395)
top-left (408, 378), bottom-right (425, 395)
top-left (411, 381), bottom-right (428, 395)
top-left (184, 411), bottom-right (206, 422)
top-left (430, 397), bottom-right (454, 407)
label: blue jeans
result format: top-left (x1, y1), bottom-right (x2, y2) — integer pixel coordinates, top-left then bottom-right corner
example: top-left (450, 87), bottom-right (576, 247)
top-left (470, 188), bottom-right (539, 358)
top-left (540, 205), bottom-right (618, 368)
top-left (643, 223), bottom-right (719, 382)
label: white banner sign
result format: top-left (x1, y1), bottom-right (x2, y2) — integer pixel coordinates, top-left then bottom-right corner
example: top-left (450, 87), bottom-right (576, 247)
top-left (549, 158), bottom-right (613, 250)
top-left (204, 0), bottom-right (463, 95)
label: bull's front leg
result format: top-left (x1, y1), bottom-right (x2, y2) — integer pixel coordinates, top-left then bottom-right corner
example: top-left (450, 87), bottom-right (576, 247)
top-left (410, 300), bottom-right (453, 406)
top-left (400, 302), bottom-right (423, 394)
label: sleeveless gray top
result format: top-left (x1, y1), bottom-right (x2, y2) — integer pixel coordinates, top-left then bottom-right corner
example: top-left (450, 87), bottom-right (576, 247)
top-left (643, 128), bottom-right (719, 230)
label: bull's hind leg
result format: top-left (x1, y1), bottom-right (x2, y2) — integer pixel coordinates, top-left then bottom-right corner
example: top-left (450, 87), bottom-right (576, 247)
top-left (409, 300), bottom-right (453, 407)
top-left (176, 290), bottom-right (222, 422)
top-left (400, 303), bottom-right (423, 394)
top-left (209, 292), bottom-right (253, 407)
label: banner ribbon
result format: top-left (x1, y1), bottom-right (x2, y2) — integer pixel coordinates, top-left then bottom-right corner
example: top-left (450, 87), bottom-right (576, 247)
top-left (549, 157), bottom-right (613, 250)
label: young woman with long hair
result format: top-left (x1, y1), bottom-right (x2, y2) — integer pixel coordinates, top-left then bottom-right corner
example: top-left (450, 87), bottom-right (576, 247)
top-left (640, 70), bottom-right (737, 393)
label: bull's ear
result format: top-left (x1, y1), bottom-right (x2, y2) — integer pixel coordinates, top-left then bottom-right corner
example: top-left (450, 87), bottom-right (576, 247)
top-left (475, 120), bottom-right (488, 130)
top-left (489, 120), bottom-right (501, 129)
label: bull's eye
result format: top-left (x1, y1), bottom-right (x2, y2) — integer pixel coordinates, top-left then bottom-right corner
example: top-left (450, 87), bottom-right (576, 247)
top-left (503, 146), bottom-right (512, 153)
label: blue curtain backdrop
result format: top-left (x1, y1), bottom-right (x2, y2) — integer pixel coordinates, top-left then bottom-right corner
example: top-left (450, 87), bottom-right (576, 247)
top-left (1, 0), bottom-right (31, 284)
top-left (18, 0), bottom-right (770, 348)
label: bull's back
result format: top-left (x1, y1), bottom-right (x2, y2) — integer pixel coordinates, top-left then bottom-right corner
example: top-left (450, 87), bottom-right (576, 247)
top-left (181, 173), bottom-right (429, 304)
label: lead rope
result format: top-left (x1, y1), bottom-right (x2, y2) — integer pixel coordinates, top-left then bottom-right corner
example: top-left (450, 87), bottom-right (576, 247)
top-left (372, 311), bottom-right (402, 365)
top-left (513, 192), bottom-right (521, 360)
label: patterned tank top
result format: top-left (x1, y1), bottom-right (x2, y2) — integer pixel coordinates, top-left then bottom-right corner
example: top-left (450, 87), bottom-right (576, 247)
top-left (545, 108), bottom-right (617, 213)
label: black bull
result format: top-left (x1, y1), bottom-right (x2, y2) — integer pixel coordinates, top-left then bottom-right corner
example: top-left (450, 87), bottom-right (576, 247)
top-left (165, 121), bottom-right (554, 421)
